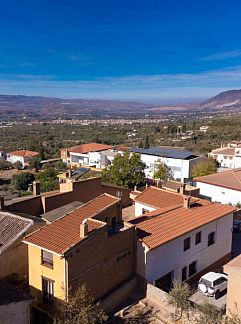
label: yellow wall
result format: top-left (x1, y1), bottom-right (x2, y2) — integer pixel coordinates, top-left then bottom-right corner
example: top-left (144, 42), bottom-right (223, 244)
top-left (28, 245), bottom-right (66, 304)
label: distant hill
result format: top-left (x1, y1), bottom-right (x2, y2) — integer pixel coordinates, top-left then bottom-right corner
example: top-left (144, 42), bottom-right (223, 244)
top-left (0, 95), bottom-right (152, 118)
top-left (200, 89), bottom-right (241, 110)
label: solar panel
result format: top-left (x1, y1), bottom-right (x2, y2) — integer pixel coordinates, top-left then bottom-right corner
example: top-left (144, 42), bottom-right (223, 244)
top-left (130, 147), bottom-right (196, 159)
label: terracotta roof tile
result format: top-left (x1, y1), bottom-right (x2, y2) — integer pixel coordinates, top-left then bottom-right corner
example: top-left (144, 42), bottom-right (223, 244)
top-left (129, 200), bottom-right (235, 250)
top-left (135, 186), bottom-right (184, 210)
top-left (8, 150), bottom-right (39, 157)
top-left (194, 168), bottom-right (241, 192)
top-left (70, 143), bottom-right (113, 154)
top-left (211, 147), bottom-right (235, 155)
top-left (24, 194), bottom-right (120, 254)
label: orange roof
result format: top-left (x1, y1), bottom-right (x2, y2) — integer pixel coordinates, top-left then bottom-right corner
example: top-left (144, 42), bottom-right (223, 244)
top-left (70, 143), bottom-right (113, 154)
top-left (129, 199), bottom-right (235, 250)
top-left (135, 186), bottom-right (184, 210)
top-left (9, 150), bottom-right (39, 157)
top-left (24, 194), bottom-right (120, 255)
top-left (194, 168), bottom-right (241, 192)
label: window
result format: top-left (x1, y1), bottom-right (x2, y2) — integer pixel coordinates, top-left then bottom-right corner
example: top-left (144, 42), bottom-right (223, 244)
top-left (116, 191), bottom-right (122, 198)
top-left (208, 232), bottom-right (216, 246)
top-left (41, 250), bottom-right (53, 268)
top-left (182, 266), bottom-right (187, 281)
top-left (195, 231), bottom-right (202, 245)
top-left (189, 261), bottom-right (197, 277)
top-left (184, 237), bottom-right (190, 251)
top-left (142, 208), bottom-right (149, 214)
top-left (42, 277), bottom-right (54, 304)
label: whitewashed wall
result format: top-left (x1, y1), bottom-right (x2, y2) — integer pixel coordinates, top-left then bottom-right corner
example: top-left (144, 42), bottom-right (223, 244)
top-left (196, 181), bottom-right (241, 205)
top-left (135, 201), bottom-right (156, 217)
top-left (136, 213), bottom-right (233, 283)
top-left (7, 155), bottom-right (25, 166)
top-left (138, 154), bottom-right (203, 182)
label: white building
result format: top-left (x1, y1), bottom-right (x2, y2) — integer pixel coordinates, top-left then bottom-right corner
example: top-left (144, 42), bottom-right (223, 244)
top-left (129, 186), bottom-right (235, 291)
top-left (61, 143), bottom-right (127, 168)
top-left (194, 168), bottom-right (241, 205)
top-left (209, 142), bottom-right (241, 169)
top-left (7, 150), bottom-right (39, 167)
top-left (130, 147), bottom-right (204, 182)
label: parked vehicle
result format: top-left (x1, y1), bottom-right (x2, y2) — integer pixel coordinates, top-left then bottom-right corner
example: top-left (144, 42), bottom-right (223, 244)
top-left (198, 272), bottom-right (228, 299)
top-left (233, 220), bottom-right (241, 233)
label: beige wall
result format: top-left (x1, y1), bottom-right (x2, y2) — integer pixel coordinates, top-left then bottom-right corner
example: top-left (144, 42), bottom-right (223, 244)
top-left (225, 263), bottom-right (241, 319)
top-left (0, 222), bottom-right (44, 279)
top-left (28, 245), bottom-right (66, 306)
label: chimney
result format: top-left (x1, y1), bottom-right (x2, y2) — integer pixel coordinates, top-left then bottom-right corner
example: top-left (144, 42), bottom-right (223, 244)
top-left (183, 196), bottom-right (191, 209)
top-left (180, 183), bottom-right (186, 195)
top-left (0, 196), bottom-right (5, 210)
top-left (33, 180), bottom-right (41, 196)
top-left (80, 219), bottom-right (88, 238)
top-left (68, 169), bottom-right (72, 178)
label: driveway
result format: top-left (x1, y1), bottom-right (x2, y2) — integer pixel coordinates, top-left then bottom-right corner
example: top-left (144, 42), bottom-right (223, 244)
top-left (189, 290), bottom-right (226, 311)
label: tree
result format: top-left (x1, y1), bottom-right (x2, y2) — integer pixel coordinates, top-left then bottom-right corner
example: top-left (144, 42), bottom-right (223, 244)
top-left (101, 152), bottom-right (146, 189)
top-left (153, 161), bottom-right (172, 181)
top-left (54, 283), bottom-right (107, 324)
top-left (13, 172), bottom-right (35, 191)
top-left (144, 135), bottom-right (150, 149)
top-left (168, 280), bottom-right (191, 320)
top-left (0, 160), bottom-right (12, 170)
top-left (194, 302), bottom-right (222, 324)
top-left (28, 157), bottom-right (41, 172)
top-left (182, 123), bottom-right (187, 133)
top-left (55, 160), bottom-right (67, 172)
top-left (13, 160), bottom-right (23, 170)
top-left (35, 167), bottom-right (59, 192)
top-left (192, 157), bottom-right (217, 178)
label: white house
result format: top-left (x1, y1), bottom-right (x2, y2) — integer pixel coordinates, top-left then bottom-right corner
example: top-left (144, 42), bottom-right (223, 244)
top-left (60, 143), bottom-right (127, 168)
top-left (7, 150), bottom-right (39, 167)
top-left (209, 142), bottom-right (241, 169)
top-left (129, 187), bottom-right (235, 291)
top-left (130, 147), bottom-right (204, 182)
top-left (194, 168), bottom-right (241, 205)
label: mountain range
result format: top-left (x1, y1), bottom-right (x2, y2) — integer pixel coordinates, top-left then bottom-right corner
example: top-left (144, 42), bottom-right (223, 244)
top-left (1, 89), bottom-right (241, 119)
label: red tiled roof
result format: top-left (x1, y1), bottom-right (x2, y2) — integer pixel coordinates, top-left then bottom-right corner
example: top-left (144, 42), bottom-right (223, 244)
top-left (211, 147), bottom-right (235, 155)
top-left (129, 199), bottom-right (235, 250)
top-left (194, 168), bottom-right (241, 192)
top-left (135, 186), bottom-right (184, 210)
top-left (24, 194), bottom-right (120, 254)
top-left (9, 150), bottom-right (39, 157)
top-left (70, 143), bottom-right (113, 154)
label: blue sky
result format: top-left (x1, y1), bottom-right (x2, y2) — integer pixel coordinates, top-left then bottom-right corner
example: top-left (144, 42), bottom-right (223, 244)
top-left (1, 0), bottom-right (241, 103)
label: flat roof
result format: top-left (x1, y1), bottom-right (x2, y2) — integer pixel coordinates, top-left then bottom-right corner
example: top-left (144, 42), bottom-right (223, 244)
top-left (130, 146), bottom-right (198, 160)
top-left (41, 201), bottom-right (84, 223)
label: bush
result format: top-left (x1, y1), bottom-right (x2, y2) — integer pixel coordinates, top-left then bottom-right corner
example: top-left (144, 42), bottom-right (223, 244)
top-left (13, 172), bottom-right (35, 191)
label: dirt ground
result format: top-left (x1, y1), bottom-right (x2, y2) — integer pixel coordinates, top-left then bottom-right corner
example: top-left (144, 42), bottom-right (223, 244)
top-left (0, 168), bottom-right (23, 179)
